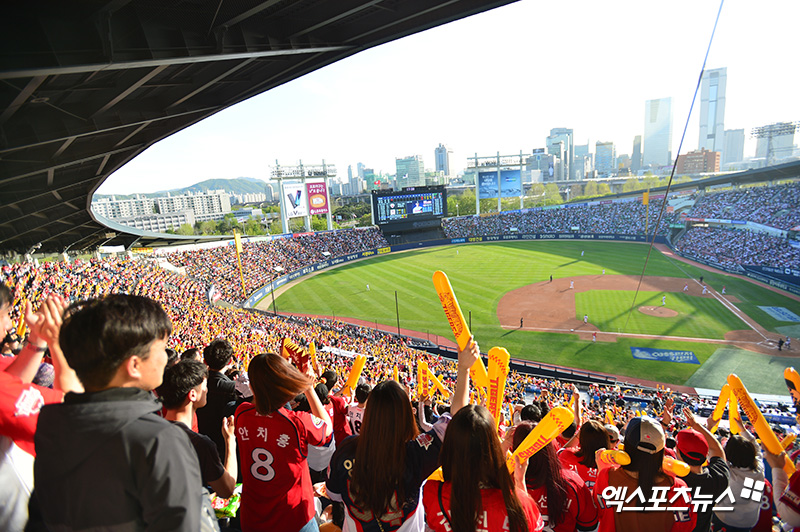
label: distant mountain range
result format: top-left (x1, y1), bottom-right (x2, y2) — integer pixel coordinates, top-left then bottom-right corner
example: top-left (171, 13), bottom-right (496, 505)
top-left (95, 177), bottom-right (269, 200)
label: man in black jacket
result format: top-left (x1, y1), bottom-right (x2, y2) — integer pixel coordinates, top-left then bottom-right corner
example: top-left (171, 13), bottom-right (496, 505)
top-left (197, 338), bottom-right (237, 459)
top-left (28, 294), bottom-right (217, 532)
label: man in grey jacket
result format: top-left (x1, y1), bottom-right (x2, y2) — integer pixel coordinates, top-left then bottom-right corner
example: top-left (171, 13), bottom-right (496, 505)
top-left (27, 294), bottom-right (218, 532)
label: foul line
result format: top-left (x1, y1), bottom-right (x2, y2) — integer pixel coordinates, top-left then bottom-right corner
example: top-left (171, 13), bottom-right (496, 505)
top-left (503, 325), bottom-right (765, 346)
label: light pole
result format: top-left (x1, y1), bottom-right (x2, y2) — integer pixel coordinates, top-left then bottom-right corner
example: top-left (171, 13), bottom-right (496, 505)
top-left (271, 266), bottom-right (284, 315)
top-left (270, 274), bottom-right (278, 315)
top-left (456, 201), bottom-right (459, 217)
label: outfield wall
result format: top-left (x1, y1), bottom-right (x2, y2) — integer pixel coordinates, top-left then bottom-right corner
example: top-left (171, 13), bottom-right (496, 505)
top-left (242, 232), bottom-right (667, 307)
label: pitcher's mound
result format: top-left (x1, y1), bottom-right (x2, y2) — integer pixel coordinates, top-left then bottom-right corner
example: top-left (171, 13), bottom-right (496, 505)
top-left (639, 306), bottom-right (678, 318)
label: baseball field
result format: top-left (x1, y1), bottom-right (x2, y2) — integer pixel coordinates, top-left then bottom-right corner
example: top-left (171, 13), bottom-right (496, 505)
top-left (258, 241), bottom-right (800, 394)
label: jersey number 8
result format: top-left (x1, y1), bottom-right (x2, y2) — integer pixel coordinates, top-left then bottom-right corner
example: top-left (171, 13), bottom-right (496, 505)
top-left (251, 448), bottom-right (275, 481)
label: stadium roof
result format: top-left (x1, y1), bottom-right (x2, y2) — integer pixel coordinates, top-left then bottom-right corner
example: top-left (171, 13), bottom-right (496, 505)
top-left (0, 0), bottom-right (517, 254)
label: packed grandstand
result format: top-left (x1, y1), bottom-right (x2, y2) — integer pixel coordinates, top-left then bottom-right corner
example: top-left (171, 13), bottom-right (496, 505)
top-left (3, 179), bottom-right (800, 532)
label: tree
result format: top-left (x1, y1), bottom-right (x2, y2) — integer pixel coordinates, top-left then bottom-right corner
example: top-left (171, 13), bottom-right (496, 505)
top-left (356, 213), bottom-right (372, 227)
top-left (622, 179), bottom-right (641, 193)
top-left (544, 184), bottom-right (563, 205)
top-left (244, 217), bottom-right (265, 236)
top-left (311, 215), bottom-right (328, 231)
top-left (176, 223), bottom-right (194, 235)
top-left (597, 183), bottom-right (612, 196)
top-left (450, 190), bottom-right (477, 217)
top-left (196, 221), bottom-right (218, 235)
top-left (583, 181), bottom-right (599, 198)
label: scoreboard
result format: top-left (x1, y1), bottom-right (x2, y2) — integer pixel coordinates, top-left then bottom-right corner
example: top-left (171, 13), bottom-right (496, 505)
top-left (371, 186), bottom-right (447, 228)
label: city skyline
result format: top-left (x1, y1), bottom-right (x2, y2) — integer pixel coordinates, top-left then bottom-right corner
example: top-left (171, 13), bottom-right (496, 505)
top-left (98, 0), bottom-right (800, 194)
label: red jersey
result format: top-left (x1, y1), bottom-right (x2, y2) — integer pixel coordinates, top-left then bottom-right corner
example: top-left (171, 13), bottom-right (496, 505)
top-left (558, 447), bottom-right (598, 489)
top-left (593, 465), bottom-right (696, 532)
top-left (329, 395), bottom-right (352, 446)
top-left (235, 403), bottom-right (331, 532)
top-left (526, 468), bottom-right (599, 532)
top-left (752, 478), bottom-right (774, 532)
top-left (423, 480), bottom-right (544, 532)
top-left (0, 371), bottom-right (63, 456)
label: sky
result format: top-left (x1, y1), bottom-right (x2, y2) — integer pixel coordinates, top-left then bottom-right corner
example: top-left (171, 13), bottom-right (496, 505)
top-left (98, 0), bottom-right (800, 194)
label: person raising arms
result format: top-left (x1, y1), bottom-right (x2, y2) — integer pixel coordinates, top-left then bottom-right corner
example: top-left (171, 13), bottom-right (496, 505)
top-left (423, 405), bottom-right (543, 532)
top-left (326, 337), bottom-right (479, 532)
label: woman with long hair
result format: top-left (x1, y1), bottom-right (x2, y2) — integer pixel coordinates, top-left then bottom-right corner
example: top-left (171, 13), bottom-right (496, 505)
top-left (512, 422), bottom-right (598, 532)
top-left (423, 405), bottom-right (543, 532)
top-left (558, 419), bottom-right (609, 489)
top-left (235, 353), bottom-right (333, 532)
top-left (593, 417), bottom-right (696, 532)
top-left (326, 339), bottom-right (479, 532)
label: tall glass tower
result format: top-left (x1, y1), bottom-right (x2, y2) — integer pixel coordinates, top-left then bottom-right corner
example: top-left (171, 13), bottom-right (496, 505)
top-left (643, 97), bottom-right (673, 167)
top-left (699, 67), bottom-right (727, 157)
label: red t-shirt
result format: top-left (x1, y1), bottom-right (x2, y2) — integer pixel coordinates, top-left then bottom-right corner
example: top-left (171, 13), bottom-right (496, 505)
top-left (558, 447), bottom-right (598, 489)
top-left (0, 371), bottom-right (63, 456)
top-left (328, 394), bottom-right (352, 446)
top-left (752, 479), bottom-right (774, 532)
top-left (527, 468), bottom-right (599, 532)
top-left (235, 403), bottom-right (331, 532)
top-left (422, 480), bottom-right (544, 532)
top-left (593, 465), bottom-right (696, 532)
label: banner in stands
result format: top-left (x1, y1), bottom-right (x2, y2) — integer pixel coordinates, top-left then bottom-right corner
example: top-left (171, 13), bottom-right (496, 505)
top-left (282, 183), bottom-right (308, 218)
top-left (306, 182), bottom-right (329, 215)
top-left (478, 170), bottom-right (522, 199)
top-left (631, 347), bottom-right (699, 364)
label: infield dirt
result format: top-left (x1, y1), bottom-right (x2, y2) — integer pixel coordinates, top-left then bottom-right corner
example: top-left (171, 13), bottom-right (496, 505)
top-left (497, 275), bottom-right (786, 355)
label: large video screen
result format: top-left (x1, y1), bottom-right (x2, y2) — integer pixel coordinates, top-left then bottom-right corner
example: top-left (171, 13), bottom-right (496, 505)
top-left (372, 186), bottom-right (447, 226)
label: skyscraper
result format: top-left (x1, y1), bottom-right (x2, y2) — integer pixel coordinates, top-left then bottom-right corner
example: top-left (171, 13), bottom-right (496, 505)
top-left (723, 129), bottom-right (745, 165)
top-left (644, 97), bottom-right (673, 167)
top-left (547, 128), bottom-right (573, 180)
top-left (573, 144), bottom-right (592, 179)
top-left (699, 67), bottom-right (727, 158)
top-left (395, 155), bottom-right (425, 188)
top-left (434, 143), bottom-right (452, 176)
top-left (631, 136), bottom-right (642, 174)
top-left (595, 141), bottom-right (616, 176)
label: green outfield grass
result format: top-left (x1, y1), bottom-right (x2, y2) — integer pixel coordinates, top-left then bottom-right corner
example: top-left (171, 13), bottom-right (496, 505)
top-left (685, 347), bottom-right (798, 395)
top-left (270, 241), bottom-right (800, 387)
top-left (575, 290), bottom-right (747, 339)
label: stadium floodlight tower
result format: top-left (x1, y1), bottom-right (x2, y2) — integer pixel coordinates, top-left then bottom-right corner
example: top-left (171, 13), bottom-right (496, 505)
top-left (751, 122), bottom-right (799, 166)
top-left (271, 160), bottom-right (336, 233)
top-left (466, 151), bottom-right (527, 215)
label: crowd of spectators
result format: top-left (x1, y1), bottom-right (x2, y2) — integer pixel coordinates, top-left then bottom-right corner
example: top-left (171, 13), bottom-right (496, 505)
top-left (688, 182), bottom-right (800, 231)
top-left (442, 200), bottom-right (672, 239)
top-left (4, 251), bottom-right (800, 531)
top-left (674, 227), bottom-right (800, 270)
top-left (165, 227), bottom-right (388, 304)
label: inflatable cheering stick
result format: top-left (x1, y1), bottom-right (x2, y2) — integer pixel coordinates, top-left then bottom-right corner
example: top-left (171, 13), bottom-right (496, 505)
top-left (728, 374), bottom-right (796, 475)
top-left (342, 355), bottom-right (367, 396)
top-left (487, 347), bottom-right (511, 429)
top-left (662, 456), bottom-right (690, 477)
top-left (708, 384), bottom-right (730, 434)
top-left (432, 270), bottom-right (489, 389)
top-left (507, 406), bottom-right (574, 473)
top-left (784, 368), bottom-right (800, 424)
top-left (597, 449), bottom-right (631, 467)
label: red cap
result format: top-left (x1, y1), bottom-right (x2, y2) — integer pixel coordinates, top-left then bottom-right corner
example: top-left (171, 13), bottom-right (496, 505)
top-left (676, 428), bottom-right (708, 465)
